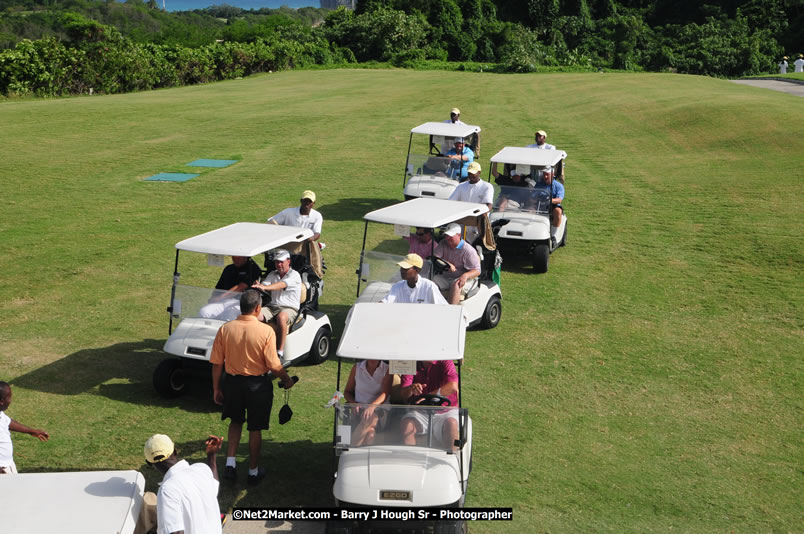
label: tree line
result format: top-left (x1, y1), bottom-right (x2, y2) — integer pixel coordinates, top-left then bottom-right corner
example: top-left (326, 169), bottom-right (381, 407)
top-left (1, 0), bottom-right (801, 97)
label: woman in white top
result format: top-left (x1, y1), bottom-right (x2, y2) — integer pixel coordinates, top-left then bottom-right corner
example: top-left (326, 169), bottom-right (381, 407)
top-left (344, 360), bottom-right (392, 446)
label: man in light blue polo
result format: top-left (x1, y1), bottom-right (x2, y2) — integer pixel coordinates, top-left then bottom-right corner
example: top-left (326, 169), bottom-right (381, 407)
top-left (535, 170), bottom-right (564, 228)
top-left (445, 138), bottom-right (474, 181)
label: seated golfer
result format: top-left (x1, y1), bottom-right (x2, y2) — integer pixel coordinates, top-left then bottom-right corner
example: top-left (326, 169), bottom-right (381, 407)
top-left (382, 254), bottom-right (447, 305)
top-left (399, 360), bottom-right (460, 450)
top-left (144, 433), bottom-right (223, 534)
top-left (199, 256), bottom-right (262, 321)
top-left (535, 170), bottom-right (565, 227)
top-left (343, 359), bottom-right (392, 446)
top-left (252, 249), bottom-right (301, 360)
top-left (433, 223), bottom-right (481, 305)
top-left (404, 227), bottom-right (435, 259)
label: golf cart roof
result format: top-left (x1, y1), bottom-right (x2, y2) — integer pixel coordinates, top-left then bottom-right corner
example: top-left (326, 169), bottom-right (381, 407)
top-left (337, 303), bottom-right (465, 361)
top-left (490, 147), bottom-right (567, 167)
top-left (364, 198), bottom-right (489, 227)
top-left (175, 223), bottom-right (313, 256)
top-left (411, 122), bottom-right (481, 138)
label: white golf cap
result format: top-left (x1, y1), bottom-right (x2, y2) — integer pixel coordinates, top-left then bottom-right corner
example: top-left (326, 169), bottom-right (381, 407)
top-left (443, 223), bottom-right (462, 237)
top-left (450, 108), bottom-right (460, 115)
top-left (273, 249), bottom-right (290, 261)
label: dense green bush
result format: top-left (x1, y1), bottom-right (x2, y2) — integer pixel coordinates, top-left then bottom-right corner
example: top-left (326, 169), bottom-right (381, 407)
top-left (0, 15), bottom-right (354, 97)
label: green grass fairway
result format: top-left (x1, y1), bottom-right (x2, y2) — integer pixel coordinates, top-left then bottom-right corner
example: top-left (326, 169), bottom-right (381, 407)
top-left (1, 70), bottom-right (802, 533)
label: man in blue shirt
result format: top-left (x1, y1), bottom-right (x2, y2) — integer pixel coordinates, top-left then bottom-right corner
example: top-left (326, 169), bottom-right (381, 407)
top-left (538, 170), bottom-right (564, 227)
top-left (445, 138), bottom-right (474, 181)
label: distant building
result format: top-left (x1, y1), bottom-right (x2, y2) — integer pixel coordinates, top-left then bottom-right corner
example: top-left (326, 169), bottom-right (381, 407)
top-left (320, 0), bottom-right (355, 9)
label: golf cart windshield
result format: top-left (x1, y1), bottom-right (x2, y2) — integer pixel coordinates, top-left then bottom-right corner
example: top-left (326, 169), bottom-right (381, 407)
top-left (494, 184), bottom-right (552, 215)
top-left (406, 154), bottom-right (463, 181)
top-left (170, 285), bottom-right (246, 323)
top-left (335, 404), bottom-right (467, 452)
top-left (358, 250), bottom-right (436, 301)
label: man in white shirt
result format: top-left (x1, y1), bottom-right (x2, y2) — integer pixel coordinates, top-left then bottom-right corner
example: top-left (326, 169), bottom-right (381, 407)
top-left (145, 433), bottom-right (223, 534)
top-left (449, 162), bottom-right (493, 209)
top-left (382, 254), bottom-right (447, 304)
top-left (268, 190), bottom-right (322, 241)
top-left (448, 162), bottom-right (493, 244)
top-left (526, 130), bottom-right (556, 150)
top-left (443, 107), bottom-right (464, 125)
top-left (253, 249), bottom-right (302, 359)
top-left (794, 54), bottom-right (804, 73)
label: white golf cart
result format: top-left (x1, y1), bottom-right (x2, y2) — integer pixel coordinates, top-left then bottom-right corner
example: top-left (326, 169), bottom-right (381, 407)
top-left (488, 147), bottom-right (568, 273)
top-left (403, 122), bottom-right (481, 200)
top-left (1, 470), bottom-right (146, 533)
top-left (154, 222), bottom-right (331, 398)
top-left (329, 303), bottom-right (472, 534)
top-left (356, 198), bottom-right (501, 329)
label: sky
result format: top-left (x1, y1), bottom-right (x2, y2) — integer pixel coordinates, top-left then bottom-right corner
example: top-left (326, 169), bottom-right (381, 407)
top-left (164, 0), bottom-right (318, 11)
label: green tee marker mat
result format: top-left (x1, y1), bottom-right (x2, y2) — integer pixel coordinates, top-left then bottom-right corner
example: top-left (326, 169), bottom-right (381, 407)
top-left (144, 172), bottom-right (200, 182)
top-left (186, 159), bottom-right (238, 168)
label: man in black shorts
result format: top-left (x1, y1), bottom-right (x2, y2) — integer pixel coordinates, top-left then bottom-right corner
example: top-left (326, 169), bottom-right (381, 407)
top-left (210, 290), bottom-right (294, 485)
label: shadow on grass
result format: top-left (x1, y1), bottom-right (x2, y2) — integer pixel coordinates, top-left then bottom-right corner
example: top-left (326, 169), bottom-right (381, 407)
top-left (319, 197), bottom-right (397, 222)
top-left (12, 338), bottom-right (220, 413)
top-left (134, 437), bottom-right (334, 508)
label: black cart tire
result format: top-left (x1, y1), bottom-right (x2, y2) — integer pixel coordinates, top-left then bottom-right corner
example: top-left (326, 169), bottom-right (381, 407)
top-left (153, 358), bottom-right (186, 398)
top-left (533, 243), bottom-right (549, 273)
top-left (480, 295), bottom-right (502, 329)
top-left (307, 326), bottom-right (331, 365)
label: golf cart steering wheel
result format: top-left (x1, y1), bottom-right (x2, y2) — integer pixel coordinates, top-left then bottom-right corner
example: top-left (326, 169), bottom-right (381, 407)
top-left (430, 256), bottom-right (450, 275)
top-left (408, 394), bottom-right (451, 407)
top-left (249, 286), bottom-right (271, 307)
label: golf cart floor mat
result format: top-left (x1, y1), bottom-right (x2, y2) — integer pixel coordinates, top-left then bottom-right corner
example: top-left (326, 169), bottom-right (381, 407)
top-left (186, 159), bottom-right (238, 168)
top-left (144, 172), bottom-right (201, 182)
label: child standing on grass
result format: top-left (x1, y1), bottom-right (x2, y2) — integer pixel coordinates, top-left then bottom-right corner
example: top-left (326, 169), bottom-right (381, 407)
top-left (0, 381), bottom-right (49, 474)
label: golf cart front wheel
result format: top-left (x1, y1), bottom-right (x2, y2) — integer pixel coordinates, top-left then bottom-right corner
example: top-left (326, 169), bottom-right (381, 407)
top-left (533, 243), bottom-right (549, 273)
top-left (480, 295), bottom-right (502, 329)
top-left (307, 326), bottom-right (331, 365)
top-left (153, 358), bottom-right (186, 398)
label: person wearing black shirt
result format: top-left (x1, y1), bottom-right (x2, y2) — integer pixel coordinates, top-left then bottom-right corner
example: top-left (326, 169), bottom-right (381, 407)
top-left (199, 257), bottom-right (262, 321)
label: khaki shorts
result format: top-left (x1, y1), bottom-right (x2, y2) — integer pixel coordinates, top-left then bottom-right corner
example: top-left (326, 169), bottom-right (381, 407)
top-left (433, 275), bottom-right (478, 296)
top-left (262, 305), bottom-right (298, 326)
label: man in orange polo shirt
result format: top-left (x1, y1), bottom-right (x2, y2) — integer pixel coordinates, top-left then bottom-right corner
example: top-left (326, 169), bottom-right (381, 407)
top-left (210, 289), bottom-right (294, 486)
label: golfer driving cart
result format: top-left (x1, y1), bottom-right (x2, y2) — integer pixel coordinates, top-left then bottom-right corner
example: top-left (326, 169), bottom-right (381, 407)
top-left (403, 122), bottom-right (481, 200)
top-left (154, 223), bottom-right (331, 398)
top-left (329, 303), bottom-right (472, 534)
top-left (355, 198), bottom-right (502, 329)
top-left (488, 147), bottom-right (568, 273)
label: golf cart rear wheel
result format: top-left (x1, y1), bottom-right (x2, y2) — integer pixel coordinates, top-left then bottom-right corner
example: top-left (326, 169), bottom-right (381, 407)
top-left (480, 295), bottom-right (501, 329)
top-left (533, 243), bottom-right (549, 273)
top-left (307, 326), bottom-right (331, 365)
top-left (153, 358), bottom-right (186, 398)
